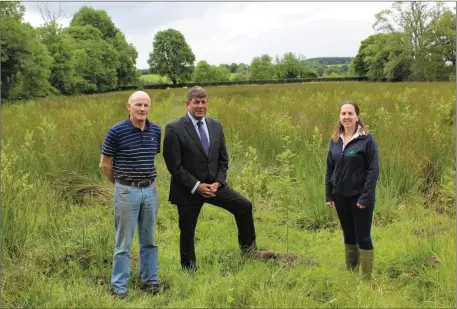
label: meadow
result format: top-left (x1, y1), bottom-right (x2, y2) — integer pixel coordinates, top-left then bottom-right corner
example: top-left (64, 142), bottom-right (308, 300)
top-left (139, 73), bottom-right (240, 84)
top-left (139, 74), bottom-right (172, 84)
top-left (1, 82), bottom-right (456, 308)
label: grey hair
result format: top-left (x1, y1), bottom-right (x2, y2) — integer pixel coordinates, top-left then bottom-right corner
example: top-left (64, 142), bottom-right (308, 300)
top-left (186, 86), bottom-right (208, 102)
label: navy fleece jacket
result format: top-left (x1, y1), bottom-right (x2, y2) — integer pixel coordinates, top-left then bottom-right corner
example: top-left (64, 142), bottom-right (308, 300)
top-left (325, 132), bottom-right (379, 207)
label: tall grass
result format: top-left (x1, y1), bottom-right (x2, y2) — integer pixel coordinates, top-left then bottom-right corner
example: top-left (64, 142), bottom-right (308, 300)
top-left (1, 82), bottom-right (455, 308)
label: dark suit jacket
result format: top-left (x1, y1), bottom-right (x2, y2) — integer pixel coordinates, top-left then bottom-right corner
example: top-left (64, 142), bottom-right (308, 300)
top-left (163, 114), bottom-right (229, 205)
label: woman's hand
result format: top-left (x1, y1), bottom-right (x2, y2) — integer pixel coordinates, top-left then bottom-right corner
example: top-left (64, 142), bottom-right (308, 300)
top-left (356, 203), bottom-right (366, 209)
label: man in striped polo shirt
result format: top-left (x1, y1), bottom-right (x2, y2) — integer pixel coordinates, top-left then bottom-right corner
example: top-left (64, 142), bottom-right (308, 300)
top-left (99, 91), bottom-right (161, 299)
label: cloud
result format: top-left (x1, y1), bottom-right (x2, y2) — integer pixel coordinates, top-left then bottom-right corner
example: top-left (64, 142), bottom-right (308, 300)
top-left (22, 1), bottom-right (453, 69)
top-left (136, 2), bottom-right (393, 67)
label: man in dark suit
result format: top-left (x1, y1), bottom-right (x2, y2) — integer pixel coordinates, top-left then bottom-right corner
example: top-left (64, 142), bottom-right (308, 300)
top-left (163, 86), bottom-right (274, 271)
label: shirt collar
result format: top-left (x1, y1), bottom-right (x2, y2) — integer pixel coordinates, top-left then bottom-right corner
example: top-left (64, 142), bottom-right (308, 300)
top-left (187, 112), bottom-right (206, 127)
top-left (127, 116), bottom-right (151, 132)
top-left (340, 125), bottom-right (362, 141)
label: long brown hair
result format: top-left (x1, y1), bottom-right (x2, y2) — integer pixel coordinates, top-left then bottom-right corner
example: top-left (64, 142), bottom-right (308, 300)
top-left (331, 101), bottom-right (368, 144)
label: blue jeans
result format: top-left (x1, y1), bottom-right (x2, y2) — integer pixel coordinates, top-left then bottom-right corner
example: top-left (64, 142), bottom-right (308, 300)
top-left (111, 182), bottom-right (159, 293)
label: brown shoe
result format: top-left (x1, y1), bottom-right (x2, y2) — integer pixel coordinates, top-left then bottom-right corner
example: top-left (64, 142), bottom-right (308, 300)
top-left (248, 249), bottom-right (276, 260)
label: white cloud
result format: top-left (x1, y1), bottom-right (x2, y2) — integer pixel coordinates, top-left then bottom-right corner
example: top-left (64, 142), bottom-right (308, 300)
top-left (133, 2), bottom-right (394, 67)
top-left (21, 1), bottom-right (454, 69)
top-left (23, 10), bottom-right (71, 28)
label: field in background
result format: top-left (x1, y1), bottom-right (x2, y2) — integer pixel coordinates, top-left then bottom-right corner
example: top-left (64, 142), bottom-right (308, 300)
top-left (139, 74), bottom-right (172, 84)
top-left (139, 73), bottom-right (241, 84)
top-left (2, 82), bottom-right (455, 308)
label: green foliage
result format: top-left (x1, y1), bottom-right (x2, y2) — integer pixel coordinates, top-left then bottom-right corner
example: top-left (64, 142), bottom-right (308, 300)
top-left (37, 21), bottom-right (79, 94)
top-left (64, 25), bottom-right (120, 92)
top-left (249, 54), bottom-right (276, 80)
top-left (192, 61), bottom-right (231, 83)
top-left (147, 29), bottom-right (195, 84)
top-left (1, 2), bottom-right (54, 100)
top-left (236, 63), bottom-right (250, 74)
top-left (229, 63), bottom-right (238, 73)
top-left (69, 6), bottom-right (138, 89)
top-left (361, 1), bottom-right (457, 81)
top-left (2, 4), bottom-right (138, 99)
top-left (353, 34), bottom-right (391, 80)
top-left (307, 57), bottom-right (353, 65)
top-left (111, 31), bottom-right (139, 86)
top-left (70, 5), bottom-right (118, 40)
top-left (275, 52), bottom-right (318, 79)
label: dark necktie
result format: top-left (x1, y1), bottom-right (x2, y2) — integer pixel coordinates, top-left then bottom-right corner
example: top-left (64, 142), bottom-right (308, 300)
top-left (197, 120), bottom-right (209, 155)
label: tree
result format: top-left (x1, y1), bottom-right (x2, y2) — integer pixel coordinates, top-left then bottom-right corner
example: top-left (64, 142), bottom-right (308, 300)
top-left (192, 61), bottom-right (230, 82)
top-left (192, 60), bottom-right (213, 82)
top-left (249, 54), bottom-right (276, 80)
top-left (413, 9), bottom-right (456, 80)
top-left (1, 2), bottom-right (54, 100)
top-left (70, 5), bottom-right (118, 40)
top-left (427, 9), bottom-right (456, 66)
top-left (308, 61), bottom-right (326, 76)
top-left (64, 25), bottom-right (119, 92)
top-left (324, 65), bottom-right (342, 77)
top-left (372, 1), bottom-right (455, 80)
top-left (229, 63), bottom-right (238, 73)
top-left (347, 60), bottom-right (359, 76)
top-left (374, 2), bottom-right (432, 58)
top-left (352, 34), bottom-right (393, 80)
top-left (70, 6), bottom-right (138, 87)
top-left (37, 21), bottom-right (79, 94)
top-left (383, 33), bottom-right (413, 81)
top-left (148, 29), bottom-right (195, 84)
top-left (112, 32), bottom-right (139, 86)
top-left (276, 52), bottom-right (318, 79)
top-left (37, 2), bottom-right (63, 24)
top-left (213, 65), bottom-right (230, 82)
top-left (236, 63), bottom-right (250, 74)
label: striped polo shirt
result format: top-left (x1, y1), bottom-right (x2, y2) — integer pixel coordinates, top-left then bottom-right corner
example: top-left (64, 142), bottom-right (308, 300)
top-left (101, 117), bottom-right (161, 182)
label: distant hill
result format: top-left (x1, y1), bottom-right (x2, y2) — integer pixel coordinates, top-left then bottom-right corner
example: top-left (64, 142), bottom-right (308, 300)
top-left (307, 57), bottom-right (353, 65)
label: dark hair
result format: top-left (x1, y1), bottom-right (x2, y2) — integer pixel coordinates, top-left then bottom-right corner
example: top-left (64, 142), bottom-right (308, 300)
top-left (186, 86), bottom-right (208, 102)
top-left (331, 101), bottom-right (367, 143)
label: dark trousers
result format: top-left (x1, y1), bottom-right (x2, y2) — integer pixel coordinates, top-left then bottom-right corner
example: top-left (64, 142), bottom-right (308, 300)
top-left (177, 186), bottom-right (256, 270)
top-left (333, 194), bottom-right (374, 250)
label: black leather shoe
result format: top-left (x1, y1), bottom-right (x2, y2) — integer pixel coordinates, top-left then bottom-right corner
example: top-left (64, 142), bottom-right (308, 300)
top-left (140, 283), bottom-right (160, 295)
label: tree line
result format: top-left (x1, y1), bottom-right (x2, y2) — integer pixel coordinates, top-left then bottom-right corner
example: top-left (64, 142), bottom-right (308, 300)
top-left (351, 2), bottom-right (456, 81)
top-left (2, 2), bottom-right (138, 100)
top-left (1, 1), bottom-right (455, 101)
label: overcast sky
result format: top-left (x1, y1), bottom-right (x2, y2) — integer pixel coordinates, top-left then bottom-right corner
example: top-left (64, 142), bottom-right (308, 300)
top-left (21, 1), bottom-right (438, 69)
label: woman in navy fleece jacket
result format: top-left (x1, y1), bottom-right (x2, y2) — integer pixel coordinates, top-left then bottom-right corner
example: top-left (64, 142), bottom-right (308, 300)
top-left (325, 101), bottom-right (379, 281)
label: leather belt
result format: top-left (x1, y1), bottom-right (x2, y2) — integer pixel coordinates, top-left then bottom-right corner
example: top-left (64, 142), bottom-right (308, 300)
top-left (116, 178), bottom-right (154, 188)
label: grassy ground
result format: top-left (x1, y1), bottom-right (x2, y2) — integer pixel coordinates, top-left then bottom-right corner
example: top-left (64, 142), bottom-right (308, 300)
top-left (139, 73), bottom-right (239, 84)
top-left (2, 82), bottom-right (455, 308)
top-left (139, 74), bottom-right (172, 84)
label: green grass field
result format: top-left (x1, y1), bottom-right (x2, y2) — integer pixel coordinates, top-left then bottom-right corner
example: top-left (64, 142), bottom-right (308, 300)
top-left (2, 82), bottom-right (455, 308)
top-left (140, 73), bottom-right (239, 84)
top-left (139, 74), bottom-right (172, 84)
